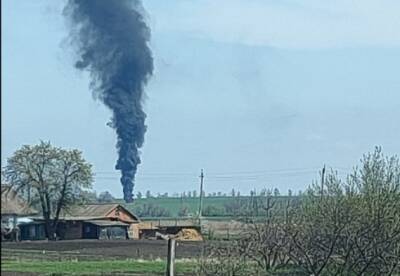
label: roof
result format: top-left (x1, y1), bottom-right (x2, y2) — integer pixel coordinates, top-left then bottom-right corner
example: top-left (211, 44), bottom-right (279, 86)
top-left (59, 203), bottom-right (139, 222)
top-left (86, 220), bottom-right (129, 227)
top-left (62, 203), bottom-right (119, 218)
top-left (19, 219), bottom-right (130, 227)
top-left (1, 185), bottom-right (38, 216)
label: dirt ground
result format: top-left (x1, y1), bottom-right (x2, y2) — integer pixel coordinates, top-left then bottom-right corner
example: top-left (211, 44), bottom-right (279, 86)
top-left (2, 239), bottom-right (203, 260)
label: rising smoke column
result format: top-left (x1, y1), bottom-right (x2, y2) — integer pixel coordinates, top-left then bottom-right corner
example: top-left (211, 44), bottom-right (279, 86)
top-left (64, 0), bottom-right (153, 202)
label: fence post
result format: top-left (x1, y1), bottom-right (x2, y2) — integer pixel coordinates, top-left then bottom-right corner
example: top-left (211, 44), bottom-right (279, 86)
top-left (166, 238), bottom-right (176, 276)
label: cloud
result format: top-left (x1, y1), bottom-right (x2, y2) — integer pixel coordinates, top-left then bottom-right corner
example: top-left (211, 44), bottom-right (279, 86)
top-left (147, 0), bottom-right (400, 49)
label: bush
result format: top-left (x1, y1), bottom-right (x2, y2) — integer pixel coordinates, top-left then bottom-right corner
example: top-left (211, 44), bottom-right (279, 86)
top-left (97, 191), bottom-right (115, 203)
top-left (178, 206), bottom-right (190, 217)
top-left (203, 205), bottom-right (225, 216)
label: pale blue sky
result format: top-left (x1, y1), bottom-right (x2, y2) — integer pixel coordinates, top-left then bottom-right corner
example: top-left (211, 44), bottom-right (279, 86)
top-left (2, 0), bottom-right (400, 197)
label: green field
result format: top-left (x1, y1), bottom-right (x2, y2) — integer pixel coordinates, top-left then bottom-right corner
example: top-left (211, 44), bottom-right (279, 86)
top-left (1, 260), bottom-right (196, 275)
top-left (121, 196), bottom-right (234, 217)
top-left (119, 195), bottom-right (294, 217)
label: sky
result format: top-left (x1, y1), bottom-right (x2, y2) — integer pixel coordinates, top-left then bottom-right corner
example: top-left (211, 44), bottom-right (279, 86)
top-left (2, 0), bottom-right (400, 198)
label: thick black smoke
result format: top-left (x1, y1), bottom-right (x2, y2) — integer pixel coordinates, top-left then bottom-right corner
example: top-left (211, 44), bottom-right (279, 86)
top-left (64, 0), bottom-right (153, 202)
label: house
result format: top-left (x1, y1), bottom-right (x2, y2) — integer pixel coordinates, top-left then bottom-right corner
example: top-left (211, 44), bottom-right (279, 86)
top-left (19, 203), bottom-right (140, 241)
top-left (1, 185), bottom-right (38, 241)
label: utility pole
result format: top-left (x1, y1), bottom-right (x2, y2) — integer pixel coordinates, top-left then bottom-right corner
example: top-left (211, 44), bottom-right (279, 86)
top-left (166, 238), bottom-right (176, 276)
top-left (198, 169), bottom-right (204, 219)
top-left (321, 164), bottom-right (326, 198)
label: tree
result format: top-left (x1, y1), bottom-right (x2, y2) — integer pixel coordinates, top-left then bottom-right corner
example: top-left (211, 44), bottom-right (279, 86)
top-left (285, 147), bottom-right (400, 275)
top-left (273, 188), bottom-right (280, 197)
top-left (193, 190), bottom-right (197, 198)
top-left (97, 191), bottom-right (114, 203)
top-left (197, 148), bottom-right (400, 275)
top-left (135, 203), bottom-right (171, 217)
top-left (336, 147), bottom-right (400, 275)
top-left (145, 190), bottom-right (152, 198)
top-left (231, 188), bottom-right (235, 197)
top-left (81, 190), bottom-right (97, 203)
top-left (136, 191), bottom-right (142, 199)
top-left (178, 206), bottom-right (190, 217)
top-left (3, 141), bottom-right (93, 240)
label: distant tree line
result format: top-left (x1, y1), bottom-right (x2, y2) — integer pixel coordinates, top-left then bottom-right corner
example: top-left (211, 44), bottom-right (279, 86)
top-left (133, 187), bottom-right (300, 200)
top-left (201, 189), bottom-right (300, 217)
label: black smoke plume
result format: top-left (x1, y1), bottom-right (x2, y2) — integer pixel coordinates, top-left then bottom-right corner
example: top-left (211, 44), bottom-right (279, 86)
top-left (64, 0), bottom-right (153, 202)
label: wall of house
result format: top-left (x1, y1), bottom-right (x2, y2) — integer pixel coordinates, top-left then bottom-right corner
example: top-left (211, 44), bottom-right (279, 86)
top-left (129, 224), bottom-right (140, 239)
top-left (62, 221), bottom-right (83, 240)
top-left (82, 222), bottom-right (98, 239)
top-left (20, 224), bottom-right (46, 240)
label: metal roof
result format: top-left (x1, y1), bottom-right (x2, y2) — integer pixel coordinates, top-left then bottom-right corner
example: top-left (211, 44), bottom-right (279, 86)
top-left (1, 185), bottom-right (38, 216)
top-left (86, 220), bottom-right (129, 227)
top-left (59, 203), bottom-right (139, 221)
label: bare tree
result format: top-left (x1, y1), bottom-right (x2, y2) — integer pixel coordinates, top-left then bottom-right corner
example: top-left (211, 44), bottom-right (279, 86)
top-left (285, 147), bottom-right (400, 275)
top-left (197, 148), bottom-right (399, 275)
top-left (242, 193), bottom-right (294, 273)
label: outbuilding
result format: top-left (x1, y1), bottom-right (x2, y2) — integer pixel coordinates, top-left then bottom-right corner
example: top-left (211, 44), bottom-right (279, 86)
top-left (19, 203), bottom-right (140, 241)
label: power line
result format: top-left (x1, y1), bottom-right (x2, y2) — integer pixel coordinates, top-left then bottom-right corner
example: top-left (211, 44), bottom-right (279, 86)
top-left (95, 171), bottom-right (195, 176)
top-left (93, 166), bottom-right (351, 176)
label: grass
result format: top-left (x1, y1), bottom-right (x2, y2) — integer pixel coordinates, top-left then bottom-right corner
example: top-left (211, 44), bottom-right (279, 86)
top-left (1, 259), bottom-right (197, 275)
top-left (121, 196), bottom-right (234, 217)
